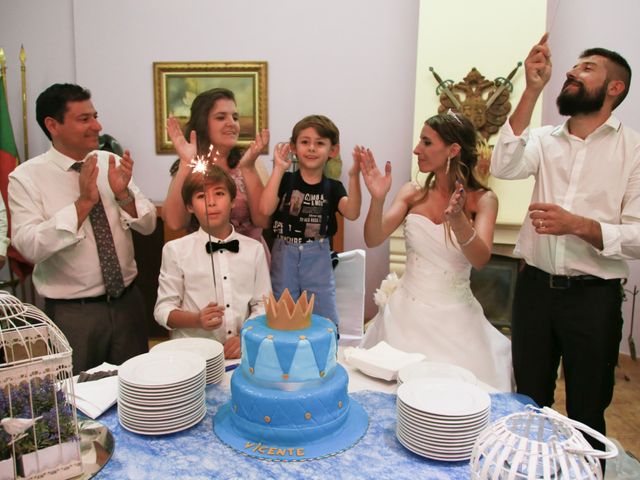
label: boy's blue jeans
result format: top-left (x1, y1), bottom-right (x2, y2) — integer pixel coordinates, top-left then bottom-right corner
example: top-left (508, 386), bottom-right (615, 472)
top-left (270, 238), bottom-right (339, 328)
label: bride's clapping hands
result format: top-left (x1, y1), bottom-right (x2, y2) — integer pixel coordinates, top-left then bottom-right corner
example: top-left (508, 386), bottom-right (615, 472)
top-left (167, 116), bottom-right (198, 164)
top-left (356, 146), bottom-right (391, 200)
top-left (444, 180), bottom-right (466, 221)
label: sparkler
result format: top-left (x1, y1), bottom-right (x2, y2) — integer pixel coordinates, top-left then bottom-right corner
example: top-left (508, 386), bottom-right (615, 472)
top-left (190, 145), bottom-right (222, 300)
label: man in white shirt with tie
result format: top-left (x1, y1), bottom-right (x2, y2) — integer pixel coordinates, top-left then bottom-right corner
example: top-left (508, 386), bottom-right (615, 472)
top-left (8, 83), bottom-right (157, 373)
top-left (154, 165), bottom-right (270, 359)
top-left (491, 35), bottom-right (639, 455)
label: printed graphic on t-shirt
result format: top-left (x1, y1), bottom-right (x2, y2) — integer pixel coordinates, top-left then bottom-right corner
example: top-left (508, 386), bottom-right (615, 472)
top-left (275, 189), bottom-right (327, 243)
top-left (289, 190), bottom-right (304, 216)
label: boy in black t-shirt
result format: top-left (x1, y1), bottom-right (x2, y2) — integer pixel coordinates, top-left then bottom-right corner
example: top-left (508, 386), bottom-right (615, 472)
top-left (260, 115), bottom-right (362, 327)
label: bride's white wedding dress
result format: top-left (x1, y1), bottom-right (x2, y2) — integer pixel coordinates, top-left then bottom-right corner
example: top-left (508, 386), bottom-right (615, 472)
top-left (362, 213), bottom-right (513, 391)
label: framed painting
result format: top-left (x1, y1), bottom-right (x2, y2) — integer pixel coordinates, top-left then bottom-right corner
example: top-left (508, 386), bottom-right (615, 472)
top-left (153, 61), bottom-right (268, 154)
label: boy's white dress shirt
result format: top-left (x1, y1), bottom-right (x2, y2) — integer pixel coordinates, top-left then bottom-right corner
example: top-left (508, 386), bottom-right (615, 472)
top-left (154, 227), bottom-right (271, 343)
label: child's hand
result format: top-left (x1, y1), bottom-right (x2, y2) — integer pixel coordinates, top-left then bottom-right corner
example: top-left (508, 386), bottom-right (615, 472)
top-left (356, 146), bottom-right (392, 200)
top-left (167, 116), bottom-right (197, 165)
top-left (238, 128), bottom-right (269, 169)
top-left (273, 142), bottom-right (292, 172)
top-left (197, 302), bottom-right (225, 330)
top-left (348, 146), bottom-right (362, 177)
top-left (223, 335), bottom-right (241, 359)
top-left (444, 180), bottom-right (466, 220)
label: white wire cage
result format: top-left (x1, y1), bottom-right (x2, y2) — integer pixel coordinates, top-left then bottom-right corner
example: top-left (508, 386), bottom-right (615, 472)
top-left (0, 291), bottom-right (82, 480)
top-left (470, 405), bottom-right (618, 480)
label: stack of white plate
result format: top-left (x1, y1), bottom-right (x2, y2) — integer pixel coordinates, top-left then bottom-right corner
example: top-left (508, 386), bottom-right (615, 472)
top-left (118, 351), bottom-right (206, 435)
top-left (397, 361), bottom-right (477, 386)
top-left (396, 378), bottom-right (491, 462)
top-left (150, 338), bottom-right (225, 384)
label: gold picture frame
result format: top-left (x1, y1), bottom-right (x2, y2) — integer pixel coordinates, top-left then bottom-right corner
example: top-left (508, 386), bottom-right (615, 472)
top-left (153, 61), bottom-right (268, 154)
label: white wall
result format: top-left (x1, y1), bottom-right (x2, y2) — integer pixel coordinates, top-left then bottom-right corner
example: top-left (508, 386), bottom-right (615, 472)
top-left (0, 0), bottom-right (76, 160)
top-left (541, 0), bottom-right (640, 356)
top-left (0, 0), bottom-right (420, 319)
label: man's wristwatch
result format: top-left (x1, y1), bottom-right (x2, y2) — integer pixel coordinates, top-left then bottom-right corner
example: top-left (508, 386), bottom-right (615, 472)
top-left (116, 189), bottom-right (134, 207)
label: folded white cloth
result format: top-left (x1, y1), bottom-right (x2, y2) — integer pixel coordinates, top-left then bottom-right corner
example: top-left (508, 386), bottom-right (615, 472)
top-left (70, 362), bottom-right (119, 419)
top-left (343, 341), bottom-right (425, 381)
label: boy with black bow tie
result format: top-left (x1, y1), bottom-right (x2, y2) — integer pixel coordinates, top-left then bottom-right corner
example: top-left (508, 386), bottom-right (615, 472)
top-left (154, 166), bottom-right (271, 359)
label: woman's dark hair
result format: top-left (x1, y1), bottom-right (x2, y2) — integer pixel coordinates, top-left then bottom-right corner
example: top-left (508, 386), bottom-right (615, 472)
top-left (183, 87), bottom-right (243, 168)
top-left (421, 112), bottom-right (488, 195)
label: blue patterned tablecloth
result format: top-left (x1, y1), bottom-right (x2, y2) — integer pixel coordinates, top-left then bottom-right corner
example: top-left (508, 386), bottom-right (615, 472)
top-left (93, 388), bottom-right (533, 480)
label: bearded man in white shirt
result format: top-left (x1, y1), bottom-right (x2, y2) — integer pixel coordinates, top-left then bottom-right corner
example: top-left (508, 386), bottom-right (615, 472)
top-left (491, 34), bottom-right (638, 454)
top-left (8, 83), bottom-right (157, 374)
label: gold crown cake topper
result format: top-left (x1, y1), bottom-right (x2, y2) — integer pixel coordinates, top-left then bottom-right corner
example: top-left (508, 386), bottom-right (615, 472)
top-left (265, 289), bottom-right (315, 331)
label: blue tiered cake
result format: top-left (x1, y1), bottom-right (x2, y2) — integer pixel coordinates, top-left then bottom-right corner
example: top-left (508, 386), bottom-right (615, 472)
top-left (214, 290), bottom-right (369, 461)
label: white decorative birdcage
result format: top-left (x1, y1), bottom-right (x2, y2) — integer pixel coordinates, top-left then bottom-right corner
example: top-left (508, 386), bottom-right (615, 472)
top-left (0, 292), bottom-right (82, 480)
top-left (470, 405), bottom-right (617, 479)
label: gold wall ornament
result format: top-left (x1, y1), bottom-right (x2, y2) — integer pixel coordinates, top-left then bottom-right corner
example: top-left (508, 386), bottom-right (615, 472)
top-left (430, 63), bottom-right (521, 139)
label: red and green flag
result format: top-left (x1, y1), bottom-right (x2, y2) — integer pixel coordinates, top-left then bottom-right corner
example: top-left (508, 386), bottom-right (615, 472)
top-left (0, 77), bottom-right (19, 198)
top-left (0, 75), bottom-right (33, 281)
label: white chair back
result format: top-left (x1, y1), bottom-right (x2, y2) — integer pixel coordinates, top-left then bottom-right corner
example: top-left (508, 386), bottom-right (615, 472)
top-left (334, 249), bottom-right (366, 346)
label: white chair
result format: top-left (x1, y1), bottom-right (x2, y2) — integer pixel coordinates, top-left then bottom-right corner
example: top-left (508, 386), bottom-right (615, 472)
top-left (334, 249), bottom-right (366, 347)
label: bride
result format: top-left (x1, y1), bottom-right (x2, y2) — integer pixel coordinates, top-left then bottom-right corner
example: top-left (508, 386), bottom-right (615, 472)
top-left (357, 111), bottom-right (513, 392)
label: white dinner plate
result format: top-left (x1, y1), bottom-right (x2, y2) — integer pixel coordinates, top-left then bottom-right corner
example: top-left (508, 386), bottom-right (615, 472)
top-left (397, 413), bottom-right (488, 440)
top-left (397, 361), bottom-right (477, 386)
top-left (119, 397), bottom-right (205, 422)
top-left (118, 386), bottom-right (204, 406)
top-left (119, 405), bottom-right (206, 435)
top-left (397, 399), bottom-right (489, 424)
top-left (396, 418), bottom-right (485, 444)
top-left (397, 379), bottom-right (490, 417)
top-left (118, 388), bottom-right (205, 411)
top-left (396, 428), bottom-right (473, 462)
top-left (119, 405), bottom-right (204, 425)
top-left (151, 337), bottom-right (223, 361)
top-left (119, 372), bottom-right (205, 396)
top-left (119, 351), bottom-right (205, 388)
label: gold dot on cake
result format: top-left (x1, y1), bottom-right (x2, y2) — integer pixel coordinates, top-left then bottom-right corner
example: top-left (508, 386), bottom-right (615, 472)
top-left (299, 335), bottom-right (306, 340)
top-left (246, 326), bottom-right (253, 330)
top-left (267, 334), bottom-right (273, 340)
top-left (319, 371), bottom-right (325, 377)
top-left (305, 412), bottom-right (312, 420)
top-left (249, 367), bottom-right (254, 374)
top-left (338, 401), bottom-right (343, 409)
top-left (233, 404), bottom-right (238, 412)
top-left (327, 328), bottom-right (333, 333)
top-left (264, 416), bottom-right (271, 424)
top-left (282, 374), bottom-right (289, 380)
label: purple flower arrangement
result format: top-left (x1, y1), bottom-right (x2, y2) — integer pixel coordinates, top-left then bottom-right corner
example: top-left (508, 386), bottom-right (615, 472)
top-left (0, 376), bottom-right (77, 459)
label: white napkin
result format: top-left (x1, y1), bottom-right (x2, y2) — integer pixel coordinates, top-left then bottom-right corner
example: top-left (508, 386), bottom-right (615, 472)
top-left (343, 341), bottom-right (425, 381)
top-left (70, 362), bottom-right (118, 419)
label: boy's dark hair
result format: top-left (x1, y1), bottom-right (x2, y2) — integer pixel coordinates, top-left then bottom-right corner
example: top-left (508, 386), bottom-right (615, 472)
top-left (181, 165), bottom-right (237, 206)
top-left (184, 87), bottom-right (243, 167)
top-left (580, 47), bottom-right (632, 109)
top-left (290, 115), bottom-right (340, 145)
top-left (36, 83), bottom-right (92, 140)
